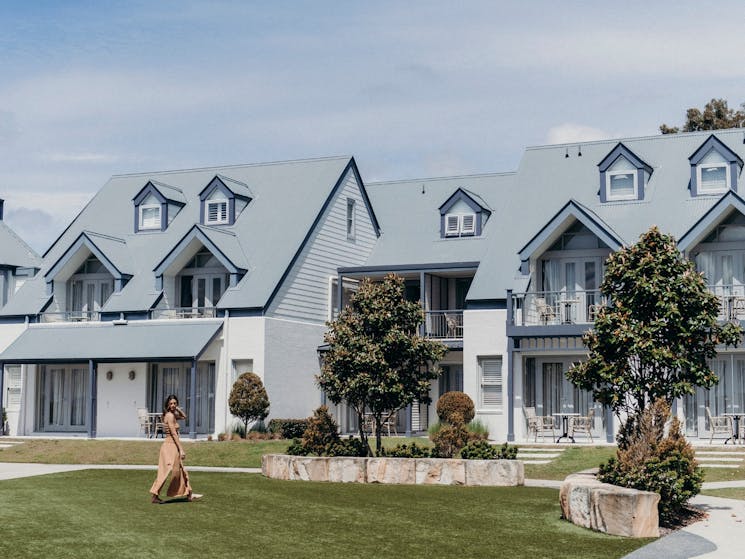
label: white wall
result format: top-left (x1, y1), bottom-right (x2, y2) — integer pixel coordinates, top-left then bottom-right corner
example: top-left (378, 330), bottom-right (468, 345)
top-left (462, 309), bottom-right (508, 441)
top-left (1, 323), bottom-right (31, 435)
top-left (96, 363), bottom-right (148, 437)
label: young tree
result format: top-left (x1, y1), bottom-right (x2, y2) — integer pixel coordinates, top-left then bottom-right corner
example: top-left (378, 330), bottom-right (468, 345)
top-left (660, 98), bottom-right (745, 134)
top-left (317, 274), bottom-right (447, 456)
top-left (229, 372), bottom-right (270, 435)
top-left (568, 227), bottom-right (742, 419)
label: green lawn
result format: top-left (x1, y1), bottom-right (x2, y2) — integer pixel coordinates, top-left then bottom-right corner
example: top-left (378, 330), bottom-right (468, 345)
top-left (0, 469), bottom-right (651, 559)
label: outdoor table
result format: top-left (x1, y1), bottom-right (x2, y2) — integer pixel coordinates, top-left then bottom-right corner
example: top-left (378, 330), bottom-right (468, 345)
top-left (553, 413), bottom-right (580, 443)
top-left (723, 413), bottom-right (742, 445)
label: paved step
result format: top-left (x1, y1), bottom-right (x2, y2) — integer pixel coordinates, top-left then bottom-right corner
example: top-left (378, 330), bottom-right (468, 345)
top-left (698, 464), bottom-right (740, 468)
top-left (516, 447), bottom-right (567, 453)
top-left (697, 451), bottom-right (745, 456)
top-left (519, 460), bottom-right (552, 465)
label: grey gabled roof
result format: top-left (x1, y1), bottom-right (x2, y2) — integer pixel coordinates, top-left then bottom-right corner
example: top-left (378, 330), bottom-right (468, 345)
top-left (0, 220), bottom-right (41, 269)
top-left (3, 156), bottom-right (356, 315)
top-left (0, 320), bottom-right (222, 363)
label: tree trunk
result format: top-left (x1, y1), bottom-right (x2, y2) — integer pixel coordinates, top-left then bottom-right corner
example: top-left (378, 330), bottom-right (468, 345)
top-left (357, 410), bottom-right (371, 456)
top-left (375, 416), bottom-right (383, 456)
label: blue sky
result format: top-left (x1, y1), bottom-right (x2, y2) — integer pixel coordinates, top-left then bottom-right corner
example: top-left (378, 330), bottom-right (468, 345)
top-left (1, 1), bottom-right (744, 253)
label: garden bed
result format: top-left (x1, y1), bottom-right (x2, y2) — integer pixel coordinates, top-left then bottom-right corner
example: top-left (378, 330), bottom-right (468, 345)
top-left (262, 454), bottom-right (524, 486)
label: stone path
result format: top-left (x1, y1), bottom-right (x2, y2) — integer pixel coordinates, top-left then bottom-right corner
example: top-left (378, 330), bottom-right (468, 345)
top-left (516, 446), bottom-right (566, 464)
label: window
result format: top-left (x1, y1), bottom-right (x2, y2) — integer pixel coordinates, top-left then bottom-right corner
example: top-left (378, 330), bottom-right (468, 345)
top-left (139, 204), bottom-right (161, 230)
top-left (346, 198), bottom-right (356, 240)
top-left (3, 365), bottom-right (22, 411)
top-left (445, 213), bottom-right (477, 237)
top-left (604, 157), bottom-right (638, 201)
top-left (205, 200), bottom-right (228, 224)
top-left (479, 357), bottom-right (503, 410)
top-left (698, 163), bottom-right (729, 193)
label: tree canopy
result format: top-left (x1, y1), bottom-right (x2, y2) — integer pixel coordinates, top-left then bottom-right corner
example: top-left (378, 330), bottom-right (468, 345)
top-left (660, 98), bottom-right (745, 134)
top-left (567, 227), bottom-right (742, 419)
top-left (229, 372), bottom-right (270, 435)
top-left (317, 274), bottom-right (447, 455)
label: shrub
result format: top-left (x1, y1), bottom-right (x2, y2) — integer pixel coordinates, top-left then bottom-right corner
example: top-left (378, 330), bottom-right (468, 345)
top-left (431, 423), bottom-right (472, 458)
top-left (286, 438), bottom-right (309, 455)
top-left (466, 419), bottom-right (489, 439)
top-left (229, 372), bottom-right (270, 435)
top-left (460, 440), bottom-right (517, 460)
top-left (598, 399), bottom-right (703, 525)
top-left (436, 391), bottom-right (475, 425)
top-left (231, 421), bottom-right (246, 439)
top-left (268, 418), bottom-right (310, 439)
top-left (324, 437), bottom-right (368, 457)
top-left (381, 441), bottom-right (431, 458)
top-left (299, 405), bottom-right (341, 455)
top-left (249, 420), bottom-right (267, 433)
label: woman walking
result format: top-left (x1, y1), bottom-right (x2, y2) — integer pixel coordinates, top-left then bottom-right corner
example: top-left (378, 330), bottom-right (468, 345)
top-left (149, 394), bottom-right (201, 503)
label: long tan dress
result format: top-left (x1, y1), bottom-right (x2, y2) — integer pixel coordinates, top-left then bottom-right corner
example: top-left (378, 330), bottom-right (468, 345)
top-left (149, 411), bottom-right (191, 499)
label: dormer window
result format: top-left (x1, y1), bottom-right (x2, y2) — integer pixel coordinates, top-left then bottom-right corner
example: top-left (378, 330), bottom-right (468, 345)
top-left (598, 143), bottom-right (652, 203)
top-left (439, 188), bottom-right (491, 239)
top-left (689, 135), bottom-right (743, 197)
top-left (199, 175), bottom-right (252, 227)
top-left (132, 180), bottom-right (185, 233)
top-left (205, 199), bottom-right (229, 225)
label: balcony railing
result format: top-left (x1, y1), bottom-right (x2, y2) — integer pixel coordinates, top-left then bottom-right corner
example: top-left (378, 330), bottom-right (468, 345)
top-left (511, 290), bottom-right (605, 326)
top-left (150, 307), bottom-right (218, 320)
top-left (40, 310), bottom-right (102, 323)
top-left (707, 285), bottom-right (745, 321)
top-left (425, 310), bottom-right (463, 339)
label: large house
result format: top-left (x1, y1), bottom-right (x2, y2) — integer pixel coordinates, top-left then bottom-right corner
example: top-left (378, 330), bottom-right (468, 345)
top-left (2, 129), bottom-right (745, 442)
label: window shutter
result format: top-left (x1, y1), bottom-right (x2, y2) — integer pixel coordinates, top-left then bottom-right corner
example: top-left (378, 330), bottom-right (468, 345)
top-left (445, 214), bottom-right (460, 236)
top-left (206, 201), bottom-right (229, 224)
top-left (219, 201), bottom-right (228, 222)
top-left (481, 358), bottom-right (503, 409)
top-left (5, 367), bottom-right (22, 410)
top-left (461, 214), bottom-right (475, 234)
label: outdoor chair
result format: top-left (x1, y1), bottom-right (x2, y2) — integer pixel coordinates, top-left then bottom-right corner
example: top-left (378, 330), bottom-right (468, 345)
top-left (706, 406), bottom-right (733, 444)
top-left (524, 406), bottom-right (555, 442)
top-left (137, 407), bottom-right (152, 437)
top-left (381, 410), bottom-right (399, 436)
top-left (534, 298), bottom-right (556, 325)
top-left (444, 313), bottom-right (463, 338)
top-left (569, 408), bottom-right (595, 443)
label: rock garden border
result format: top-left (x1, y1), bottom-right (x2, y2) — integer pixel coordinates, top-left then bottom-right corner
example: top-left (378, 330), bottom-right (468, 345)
top-left (262, 454), bottom-right (524, 486)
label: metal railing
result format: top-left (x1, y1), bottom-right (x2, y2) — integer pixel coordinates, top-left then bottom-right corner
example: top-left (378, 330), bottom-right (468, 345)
top-left (149, 307), bottom-right (218, 320)
top-left (511, 290), bottom-right (605, 326)
top-left (39, 311), bottom-right (101, 323)
top-left (707, 285), bottom-right (745, 321)
top-left (425, 310), bottom-right (463, 339)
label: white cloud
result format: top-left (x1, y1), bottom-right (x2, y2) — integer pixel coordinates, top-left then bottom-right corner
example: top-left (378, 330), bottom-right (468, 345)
top-left (545, 123), bottom-right (613, 145)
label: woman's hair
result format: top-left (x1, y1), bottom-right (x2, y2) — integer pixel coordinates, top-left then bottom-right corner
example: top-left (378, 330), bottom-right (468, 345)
top-left (162, 394), bottom-right (179, 417)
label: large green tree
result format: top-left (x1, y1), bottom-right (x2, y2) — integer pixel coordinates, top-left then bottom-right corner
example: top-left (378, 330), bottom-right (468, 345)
top-left (229, 372), bottom-right (270, 435)
top-left (660, 98), bottom-right (745, 134)
top-left (317, 274), bottom-right (447, 455)
top-left (567, 227), bottom-right (742, 419)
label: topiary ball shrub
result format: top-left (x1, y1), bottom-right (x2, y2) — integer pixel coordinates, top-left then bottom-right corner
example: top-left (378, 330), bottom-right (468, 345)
top-left (436, 391), bottom-right (475, 425)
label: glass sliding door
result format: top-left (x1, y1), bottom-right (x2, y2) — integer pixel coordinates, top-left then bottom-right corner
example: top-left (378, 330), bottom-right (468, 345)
top-left (37, 365), bottom-right (88, 432)
top-left (148, 362), bottom-right (215, 434)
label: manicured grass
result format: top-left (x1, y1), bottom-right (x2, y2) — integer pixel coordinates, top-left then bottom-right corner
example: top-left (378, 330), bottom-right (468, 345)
top-left (0, 438), bottom-right (289, 468)
top-left (701, 487), bottom-right (745, 500)
top-left (0, 469), bottom-right (651, 559)
top-left (522, 445), bottom-right (617, 480)
top-left (695, 446), bottom-right (745, 483)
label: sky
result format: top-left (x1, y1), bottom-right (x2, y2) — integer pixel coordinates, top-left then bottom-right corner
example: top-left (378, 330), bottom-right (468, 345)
top-left (1, 1), bottom-right (745, 254)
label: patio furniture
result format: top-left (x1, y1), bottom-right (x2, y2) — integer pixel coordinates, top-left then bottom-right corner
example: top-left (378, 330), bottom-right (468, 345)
top-left (553, 412), bottom-right (580, 443)
top-left (569, 408), bottom-right (595, 443)
top-left (706, 407), bottom-right (733, 444)
top-left (444, 313), bottom-right (463, 338)
top-left (722, 413), bottom-right (743, 445)
top-left (381, 410), bottom-right (398, 436)
top-left (137, 407), bottom-right (152, 437)
top-left (534, 298), bottom-right (556, 325)
top-left (524, 406), bottom-right (555, 442)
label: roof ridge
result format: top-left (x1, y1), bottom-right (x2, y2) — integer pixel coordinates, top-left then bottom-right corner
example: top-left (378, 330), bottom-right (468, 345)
top-left (526, 128), bottom-right (745, 151)
top-left (82, 230), bottom-right (127, 244)
top-left (369, 170), bottom-right (516, 185)
top-left (110, 155), bottom-right (352, 179)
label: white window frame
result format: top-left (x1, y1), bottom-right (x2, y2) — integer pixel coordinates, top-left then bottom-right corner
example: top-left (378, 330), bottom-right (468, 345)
top-left (697, 163), bottom-right (730, 194)
top-left (205, 199), bottom-right (229, 225)
top-left (605, 170), bottom-right (638, 201)
top-left (479, 356), bottom-right (503, 411)
top-left (346, 198), bottom-right (356, 240)
top-left (445, 213), bottom-right (477, 237)
top-left (138, 203), bottom-right (161, 230)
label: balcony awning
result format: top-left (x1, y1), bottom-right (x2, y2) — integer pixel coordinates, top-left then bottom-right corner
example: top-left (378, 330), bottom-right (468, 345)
top-left (0, 320), bottom-right (223, 364)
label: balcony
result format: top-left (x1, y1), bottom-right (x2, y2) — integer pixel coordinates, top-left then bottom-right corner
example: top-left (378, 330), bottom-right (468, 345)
top-left (40, 311), bottom-right (102, 323)
top-left (707, 285), bottom-right (745, 321)
top-left (150, 306), bottom-right (219, 320)
top-left (510, 290), bottom-right (605, 327)
top-left (425, 310), bottom-right (463, 339)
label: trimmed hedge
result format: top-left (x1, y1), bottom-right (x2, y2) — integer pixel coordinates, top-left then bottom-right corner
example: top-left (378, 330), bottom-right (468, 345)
top-left (268, 418), bottom-right (310, 439)
top-left (436, 391), bottom-right (475, 425)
